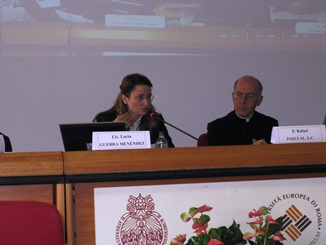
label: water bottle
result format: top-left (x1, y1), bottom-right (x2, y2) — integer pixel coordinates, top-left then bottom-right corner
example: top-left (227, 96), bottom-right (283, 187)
top-left (155, 131), bottom-right (169, 148)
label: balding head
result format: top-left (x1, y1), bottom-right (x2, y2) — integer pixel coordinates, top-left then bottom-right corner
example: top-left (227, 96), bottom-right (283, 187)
top-left (234, 75), bottom-right (263, 96)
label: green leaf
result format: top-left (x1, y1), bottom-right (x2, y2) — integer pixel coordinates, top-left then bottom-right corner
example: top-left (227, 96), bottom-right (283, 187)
top-left (264, 238), bottom-right (278, 245)
top-left (186, 236), bottom-right (199, 245)
top-left (276, 216), bottom-right (284, 227)
top-left (197, 233), bottom-right (210, 244)
top-left (274, 241), bottom-right (284, 245)
top-left (209, 221), bottom-right (246, 245)
top-left (208, 227), bottom-right (224, 239)
top-left (266, 217), bottom-right (283, 237)
top-left (199, 214), bottom-right (210, 224)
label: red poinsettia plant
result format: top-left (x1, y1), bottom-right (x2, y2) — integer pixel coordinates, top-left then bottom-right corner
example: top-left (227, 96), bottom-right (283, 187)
top-left (170, 204), bottom-right (286, 245)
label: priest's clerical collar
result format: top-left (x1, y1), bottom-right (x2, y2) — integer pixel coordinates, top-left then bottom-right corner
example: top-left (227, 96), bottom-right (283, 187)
top-left (236, 112), bottom-right (253, 122)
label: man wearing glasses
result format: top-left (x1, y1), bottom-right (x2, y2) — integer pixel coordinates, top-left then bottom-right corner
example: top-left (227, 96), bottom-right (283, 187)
top-left (207, 75), bottom-right (278, 146)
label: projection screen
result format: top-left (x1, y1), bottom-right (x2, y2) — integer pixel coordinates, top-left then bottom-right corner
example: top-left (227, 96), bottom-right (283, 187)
top-left (1, 0), bottom-right (325, 151)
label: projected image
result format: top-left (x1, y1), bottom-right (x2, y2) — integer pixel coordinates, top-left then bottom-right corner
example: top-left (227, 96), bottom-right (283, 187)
top-left (1, 0), bottom-right (326, 56)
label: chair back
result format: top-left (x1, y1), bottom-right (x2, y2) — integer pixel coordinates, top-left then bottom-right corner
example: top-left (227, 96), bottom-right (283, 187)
top-left (197, 133), bottom-right (208, 146)
top-left (0, 200), bottom-right (65, 245)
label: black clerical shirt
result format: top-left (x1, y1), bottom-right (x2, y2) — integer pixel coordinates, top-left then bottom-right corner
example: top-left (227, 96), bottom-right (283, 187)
top-left (207, 111), bottom-right (278, 146)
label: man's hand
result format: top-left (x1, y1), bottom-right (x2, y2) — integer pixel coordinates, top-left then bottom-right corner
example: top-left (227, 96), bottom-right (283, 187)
top-left (252, 139), bottom-right (267, 145)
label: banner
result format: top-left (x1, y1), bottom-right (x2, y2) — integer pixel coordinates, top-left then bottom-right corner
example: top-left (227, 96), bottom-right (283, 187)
top-left (94, 177), bottom-right (325, 245)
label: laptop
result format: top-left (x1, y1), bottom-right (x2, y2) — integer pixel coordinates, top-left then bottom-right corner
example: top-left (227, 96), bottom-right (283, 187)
top-left (59, 122), bottom-right (126, 151)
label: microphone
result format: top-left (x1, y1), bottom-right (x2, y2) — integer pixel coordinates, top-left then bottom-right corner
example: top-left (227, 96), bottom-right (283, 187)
top-left (148, 111), bottom-right (198, 141)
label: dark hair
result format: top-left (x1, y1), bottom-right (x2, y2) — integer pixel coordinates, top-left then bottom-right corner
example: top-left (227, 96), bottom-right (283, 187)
top-left (120, 73), bottom-right (152, 95)
top-left (110, 73), bottom-right (154, 115)
top-left (107, 73), bottom-right (157, 130)
top-left (234, 75), bottom-right (263, 95)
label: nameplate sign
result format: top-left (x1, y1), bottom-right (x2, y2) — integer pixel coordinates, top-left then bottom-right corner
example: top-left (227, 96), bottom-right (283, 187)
top-left (105, 14), bottom-right (165, 28)
top-left (271, 125), bottom-right (326, 144)
top-left (92, 131), bottom-right (151, 150)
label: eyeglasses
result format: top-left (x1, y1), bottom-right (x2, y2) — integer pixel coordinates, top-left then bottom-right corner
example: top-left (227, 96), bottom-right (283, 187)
top-left (232, 91), bottom-right (259, 101)
top-left (133, 94), bottom-right (154, 102)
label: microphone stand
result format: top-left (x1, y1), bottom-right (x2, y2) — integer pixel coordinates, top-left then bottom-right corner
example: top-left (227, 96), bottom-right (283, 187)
top-left (151, 113), bottom-right (198, 141)
top-left (163, 120), bottom-right (198, 141)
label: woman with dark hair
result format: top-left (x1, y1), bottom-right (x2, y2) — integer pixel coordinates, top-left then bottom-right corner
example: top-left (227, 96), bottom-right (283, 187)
top-left (93, 73), bottom-right (174, 147)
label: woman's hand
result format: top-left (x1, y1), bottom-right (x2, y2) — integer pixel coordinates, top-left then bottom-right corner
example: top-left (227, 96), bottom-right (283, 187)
top-left (114, 112), bottom-right (134, 129)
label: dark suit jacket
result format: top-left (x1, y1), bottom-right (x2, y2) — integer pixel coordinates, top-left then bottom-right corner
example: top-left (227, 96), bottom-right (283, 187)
top-left (207, 111), bottom-right (278, 146)
top-left (94, 110), bottom-right (175, 147)
top-left (1, 133), bottom-right (12, 152)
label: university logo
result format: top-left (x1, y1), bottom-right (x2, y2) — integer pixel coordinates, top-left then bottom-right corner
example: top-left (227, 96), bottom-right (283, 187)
top-left (269, 193), bottom-right (323, 244)
top-left (283, 204), bottom-right (312, 241)
top-left (115, 193), bottom-right (168, 245)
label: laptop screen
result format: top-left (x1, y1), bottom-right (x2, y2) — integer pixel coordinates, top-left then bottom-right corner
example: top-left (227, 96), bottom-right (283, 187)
top-left (59, 122), bottom-right (126, 151)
